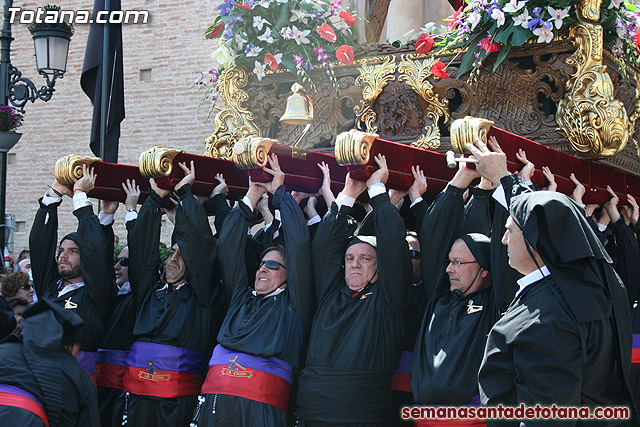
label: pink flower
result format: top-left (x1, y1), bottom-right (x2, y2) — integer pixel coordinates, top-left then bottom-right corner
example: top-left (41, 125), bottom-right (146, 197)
top-left (415, 33), bottom-right (434, 55)
top-left (316, 23), bottom-right (337, 43)
top-left (479, 37), bottom-right (500, 53)
top-left (336, 45), bottom-right (354, 65)
top-left (264, 53), bottom-right (281, 71)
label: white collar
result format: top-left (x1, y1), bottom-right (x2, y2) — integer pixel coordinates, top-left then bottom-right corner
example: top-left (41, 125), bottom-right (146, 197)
top-left (252, 287), bottom-right (286, 298)
top-left (117, 282), bottom-right (131, 295)
top-left (58, 281), bottom-right (85, 298)
top-left (515, 266), bottom-right (551, 298)
top-left (158, 282), bottom-right (187, 292)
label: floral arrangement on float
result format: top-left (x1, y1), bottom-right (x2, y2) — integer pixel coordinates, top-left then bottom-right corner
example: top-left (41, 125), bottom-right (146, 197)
top-left (411, 0), bottom-right (640, 83)
top-left (194, 0), bottom-right (358, 119)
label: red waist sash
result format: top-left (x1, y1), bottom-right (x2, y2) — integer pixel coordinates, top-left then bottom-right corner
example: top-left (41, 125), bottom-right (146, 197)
top-left (122, 342), bottom-right (208, 398)
top-left (201, 345), bottom-right (293, 412)
top-left (414, 395), bottom-right (484, 427)
top-left (95, 349), bottom-right (129, 389)
top-left (632, 334), bottom-right (640, 363)
top-left (0, 384), bottom-right (50, 427)
top-left (392, 350), bottom-right (412, 393)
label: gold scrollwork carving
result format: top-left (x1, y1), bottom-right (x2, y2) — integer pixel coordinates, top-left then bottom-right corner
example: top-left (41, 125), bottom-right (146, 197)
top-left (354, 56), bottom-right (397, 133)
top-left (205, 66), bottom-right (260, 160)
top-left (334, 129), bottom-right (378, 166)
top-left (232, 136), bottom-right (279, 170)
top-left (450, 117), bottom-right (495, 154)
top-left (398, 55), bottom-right (450, 150)
top-left (138, 147), bottom-right (183, 178)
top-left (54, 154), bottom-right (101, 185)
top-left (556, 0), bottom-right (628, 157)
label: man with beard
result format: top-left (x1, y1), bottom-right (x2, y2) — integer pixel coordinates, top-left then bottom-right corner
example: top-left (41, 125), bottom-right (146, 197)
top-left (468, 138), bottom-right (637, 425)
top-left (115, 161), bottom-right (226, 427)
top-left (29, 164), bottom-right (114, 378)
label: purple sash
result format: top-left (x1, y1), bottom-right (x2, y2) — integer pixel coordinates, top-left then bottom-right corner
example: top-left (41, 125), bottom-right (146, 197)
top-left (77, 351), bottom-right (97, 376)
top-left (208, 344), bottom-right (293, 383)
top-left (125, 341), bottom-right (208, 376)
top-left (96, 349), bottom-right (128, 366)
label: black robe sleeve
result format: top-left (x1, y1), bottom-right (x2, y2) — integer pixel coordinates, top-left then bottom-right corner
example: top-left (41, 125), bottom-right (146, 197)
top-left (490, 199), bottom-right (522, 314)
top-left (74, 205), bottom-right (115, 325)
top-left (204, 193), bottom-right (232, 237)
top-left (272, 186), bottom-right (314, 318)
top-left (462, 187), bottom-right (493, 236)
top-left (173, 184), bottom-right (222, 307)
top-left (0, 296), bottom-right (15, 338)
top-left (29, 198), bottom-right (62, 299)
top-left (410, 198), bottom-right (428, 235)
top-left (312, 202), bottom-right (353, 304)
top-left (609, 218), bottom-right (640, 305)
top-left (128, 189), bottom-right (164, 311)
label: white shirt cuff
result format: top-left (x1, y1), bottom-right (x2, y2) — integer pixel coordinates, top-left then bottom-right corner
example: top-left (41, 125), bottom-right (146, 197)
top-left (410, 197), bottom-right (423, 208)
top-left (42, 193), bottom-right (62, 206)
top-left (72, 191), bottom-right (92, 210)
top-left (492, 184), bottom-right (508, 210)
top-left (367, 183), bottom-right (386, 199)
top-left (125, 210), bottom-right (139, 222)
top-left (307, 215), bottom-right (321, 226)
top-left (335, 192), bottom-right (355, 209)
top-left (597, 222), bottom-right (608, 232)
top-left (98, 212), bottom-right (114, 226)
top-left (262, 222), bottom-right (272, 232)
top-left (274, 209), bottom-right (281, 222)
top-left (241, 196), bottom-right (254, 210)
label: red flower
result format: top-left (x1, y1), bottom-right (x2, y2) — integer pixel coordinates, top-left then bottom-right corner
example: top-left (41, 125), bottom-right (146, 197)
top-left (234, 2), bottom-right (254, 10)
top-left (207, 23), bottom-right (224, 40)
top-left (415, 33), bottom-right (434, 55)
top-left (431, 61), bottom-right (449, 79)
top-left (479, 37), bottom-right (500, 53)
top-left (448, 7), bottom-right (463, 31)
top-left (634, 31), bottom-right (640, 54)
top-left (316, 23), bottom-right (337, 43)
top-left (265, 53), bottom-right (279, 72)
top-left (336, 45), bottom-right (354, 65)
top-left (339, 11), bottom-right (356, 26)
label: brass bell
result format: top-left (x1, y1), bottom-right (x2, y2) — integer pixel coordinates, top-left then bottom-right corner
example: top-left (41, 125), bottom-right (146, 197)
top-left (280, 83), bottom-right (314, 125)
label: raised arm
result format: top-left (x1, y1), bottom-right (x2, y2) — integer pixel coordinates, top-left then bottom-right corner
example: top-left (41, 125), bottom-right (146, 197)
top-left (462, 178), bottom-right (494, 236)
top-left (127, 178), bottom-right (166, 311)
top-left (172, 161), bottom-right (221, 307)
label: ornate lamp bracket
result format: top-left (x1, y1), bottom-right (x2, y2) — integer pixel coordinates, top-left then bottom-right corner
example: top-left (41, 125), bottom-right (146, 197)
top-left (204, 66), bottom-right (260, 160)
top-left (556, 0), bottom-right (629, 157)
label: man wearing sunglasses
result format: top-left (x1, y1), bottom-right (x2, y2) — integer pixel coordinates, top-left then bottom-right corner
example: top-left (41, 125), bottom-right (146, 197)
top-left (29, 164), bottom-right (114, 379)
top-left (114, 161), bottom-right (226, 427)
top-left (295, 154), bottom-right (412, 426)
top-left (195, 154), bottom-right (313, 426)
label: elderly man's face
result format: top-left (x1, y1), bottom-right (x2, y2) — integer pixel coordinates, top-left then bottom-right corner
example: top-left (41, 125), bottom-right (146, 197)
top-left (345, 242), bottom-right (378, 291)
top-left (445, 239), bottom-right (487, 297)
top-left (502, 216), bottom-right (539, 275)
top-left (254, 250), bottom-right (287, 295)
top-left (165, 244), bottom-right (186, 284)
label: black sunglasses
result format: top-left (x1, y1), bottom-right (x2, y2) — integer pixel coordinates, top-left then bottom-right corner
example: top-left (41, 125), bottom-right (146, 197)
top-left (258, 260), bottom-right (286, 270)
top-left (409, 249), bottom-right (421, 260)
top-left (21, 283), bottom-right (33, 291)
top-left (115, 257), bottom-right (129, 267)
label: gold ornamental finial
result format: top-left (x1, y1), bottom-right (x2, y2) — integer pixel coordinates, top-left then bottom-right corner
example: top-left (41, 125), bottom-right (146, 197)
top-left (138, 147), bottom-right (183, 178)
top-left (54, 154), bottom-right (101, 185)
top-left (232, 136), bottom-right (279, 170)
top-left (334, 130), bottom-right (378, 166)
top-left (450, 117), bottom-right (495, 154)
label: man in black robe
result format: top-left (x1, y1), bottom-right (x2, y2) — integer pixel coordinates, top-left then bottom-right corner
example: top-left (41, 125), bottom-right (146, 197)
top-left (295, 154), bottom-right (411, 426)
top-left (469, 140), bottom-right (636, 425)
top-left (410, 165), bottom-right (502, 422)
top-left (0, 299), bottom-right (100, 426)
top-left (29, 165), bottom-right (114, 378)
top-left (195, 155), bottom-right (313, 426)
top-left (114, 161), bottom-right (226, 427)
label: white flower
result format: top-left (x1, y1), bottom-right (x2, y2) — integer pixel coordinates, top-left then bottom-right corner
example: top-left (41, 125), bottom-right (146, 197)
top-left (468, 11), bottom-right (482, 30)
top-left (513, 8), bottom-right (530, 28)
top-left (491, 9), bottom-right (505, 27)
top-left (615, 18), bottom-right (627, 38)
top-left (533, 26), bottom-right (554, 43)
top-left (291, 25), bottom-right (311, 45)
top-left (280, 26), bottom-right (294, 40)
top-left (547, 6), bottom-right (570, 29)
top-left (256, 0), bottom-right (270, 7)
top-left (609, 0), bottom-right (623, 9)
top-left (275, 0), bottom-right (287, 3)
top-left (211, 42), bottom-right (235, 70)
top-left (290, 9), bottom-right (309, 24)
top-left (253, 60), bottom-right (266, 81)
top-left (503, 0), bottom-right (526, 13)
top-left (258, 28), bottom-right (274, 43)
top-left (234, 34), bottom-right (248, 50)
top-left (253, 15), bottom-right (271, 31)
top-left (245, 44), bottom-right (263, 57)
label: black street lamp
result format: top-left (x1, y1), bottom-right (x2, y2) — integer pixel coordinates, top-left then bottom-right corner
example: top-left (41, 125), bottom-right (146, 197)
top-left (0, 1), bottom-right (73, 269)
